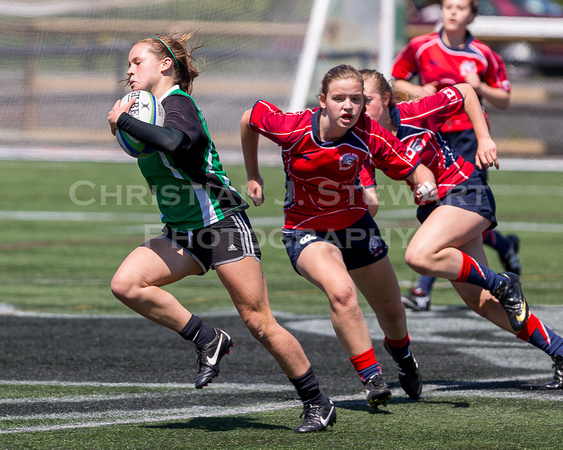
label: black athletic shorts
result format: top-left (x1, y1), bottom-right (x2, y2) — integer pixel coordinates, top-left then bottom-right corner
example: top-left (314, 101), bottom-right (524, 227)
top-left (162, 211), bottom-right (261, 274)
top-left (282, 212), bottom-right (389, 273)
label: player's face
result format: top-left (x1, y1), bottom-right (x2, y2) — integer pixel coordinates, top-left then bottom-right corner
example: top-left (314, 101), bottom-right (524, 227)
top-left (441, 0), bottom-right (475, 32)
top-left (126, 43), bottom-right (162, 92)
top-left (363, 80), bottom-right (387, 122)
top-left (319, 78), bottom-right (364, 138)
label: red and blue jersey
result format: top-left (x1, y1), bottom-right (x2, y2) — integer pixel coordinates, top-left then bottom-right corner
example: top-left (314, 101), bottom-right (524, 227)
top-left (249, 100), bottom-right (420, 231)
top-left (392, 28), bottom-right (511, 133)
top-left (360, 86), bottom-right (475, 201)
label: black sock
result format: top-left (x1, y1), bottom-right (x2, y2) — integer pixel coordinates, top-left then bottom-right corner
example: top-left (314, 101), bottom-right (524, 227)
top-left (178, 315), bottom-right (216, 348)
top-left (288, 367), bottom-right (325, 404)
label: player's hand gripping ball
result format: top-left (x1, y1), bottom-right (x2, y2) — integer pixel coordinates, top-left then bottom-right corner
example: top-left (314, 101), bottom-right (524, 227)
top-left (116, 91), bottom-right (165, 158)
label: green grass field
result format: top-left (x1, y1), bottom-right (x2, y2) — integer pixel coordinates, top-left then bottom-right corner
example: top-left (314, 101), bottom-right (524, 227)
top-left (1, 159), bottom-right (562, 448)
top-left (1, 159), bottom-right (562, 315)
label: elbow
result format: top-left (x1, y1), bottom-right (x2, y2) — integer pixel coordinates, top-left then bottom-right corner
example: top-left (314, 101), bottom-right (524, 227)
top-left (241, 109), bottom-right (252, 128)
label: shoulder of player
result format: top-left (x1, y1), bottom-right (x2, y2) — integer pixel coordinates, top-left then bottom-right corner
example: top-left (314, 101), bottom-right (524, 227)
top-left (353, 113), bottom-right (393, 141)
top-left (409, 31), bottom-right (439, 47)
top-left (162, 92), bottom-right (196, 106)
top-left (161, 93), bottom-right (200, 114)
top-left (468, 37), bottom-right (497, 56)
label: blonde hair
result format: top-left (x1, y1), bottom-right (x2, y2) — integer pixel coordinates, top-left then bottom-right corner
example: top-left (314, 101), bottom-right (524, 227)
top-left (137, 31), bottom-right (204, 95)
top-left (360, 69), bottom-right (420, 108)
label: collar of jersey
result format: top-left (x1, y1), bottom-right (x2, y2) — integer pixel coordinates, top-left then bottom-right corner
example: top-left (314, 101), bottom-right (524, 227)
top-left (311, 108), bottom-right (355, 147)
top-left (159, 84), bottom-right (182, 101)
top-left (438, 26), bottom-right (474, 50)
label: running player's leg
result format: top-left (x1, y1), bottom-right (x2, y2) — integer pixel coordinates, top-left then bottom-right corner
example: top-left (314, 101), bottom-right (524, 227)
top-left (216, 255), bottom-right (336, 430)
top-left (111, 236), bottom-right (227, 388)
top-left (217, 256), bottom-right (311, 377)
top-left (447, 130), bottom-right (521, 275)
top-left (405, 205), bottom-right (528, 331)
top-left (351, 256), bottom-right (422, 399)
top-left (450, 237), bottom-right (563, 388)
top-left (111, 235), bottom-right (203, 331)
top-left (402, 275), bottom-right (434, 311)
top-left (483, 229), bottom-right (521, 275)
top-left (297, 241), bottom-right (390, 408)
top-left (449, 235), bottom-right (515, 332)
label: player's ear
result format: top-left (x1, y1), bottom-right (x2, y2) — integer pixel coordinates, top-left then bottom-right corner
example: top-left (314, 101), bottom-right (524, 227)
top-left (319, 93), bottom-right (327, 109)
top-left (161, 57), bottom-right (173, 72)
top-left (383, 92), bottom-right (391, 107)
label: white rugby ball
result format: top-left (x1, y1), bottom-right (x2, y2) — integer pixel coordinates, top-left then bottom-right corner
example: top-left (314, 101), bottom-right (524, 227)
top-left (116, 90), bottom-right (165, 158)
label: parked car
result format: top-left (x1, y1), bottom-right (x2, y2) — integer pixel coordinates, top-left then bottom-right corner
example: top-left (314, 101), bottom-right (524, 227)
top-left (407, 0), bottom-right (563, 75)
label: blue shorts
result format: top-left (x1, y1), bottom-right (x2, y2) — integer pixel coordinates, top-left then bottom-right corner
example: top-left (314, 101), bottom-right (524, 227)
top-left (282, 212), bottom-right (388, 273)
top-left (416, 171), bottom-right (497, 229)
top-left (444, 129), bottom-right (488, 178)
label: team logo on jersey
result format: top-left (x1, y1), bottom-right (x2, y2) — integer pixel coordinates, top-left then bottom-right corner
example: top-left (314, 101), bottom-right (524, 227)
top-left (460, 60), bottom-right (477, 77)
top-left (442, 87), bottom-right (458, 101)
top-left (339, 153), bottom-right (358, 171)
top-left (408, 138), bottom-right (425, 155)
top-left (369, 236), bottom-right (384, 256)
top-left (299, 234), bottom-right (318, 245)
top-left (404, 145), bottom-right (417, 160)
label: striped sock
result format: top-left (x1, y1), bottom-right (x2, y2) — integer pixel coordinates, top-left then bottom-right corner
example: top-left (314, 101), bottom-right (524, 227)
top-left (455, 252), bottom-right (504, 293)
top-left (384, 334), bottom-right (411, 360)
top-left (516, 313), bottom-right (563, 357)
top-left (350, 347), bottom-right (380, 382)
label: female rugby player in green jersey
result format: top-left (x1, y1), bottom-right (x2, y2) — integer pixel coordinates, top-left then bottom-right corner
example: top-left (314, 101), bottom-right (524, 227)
top-left (108, 32), bottom-right (335, 433)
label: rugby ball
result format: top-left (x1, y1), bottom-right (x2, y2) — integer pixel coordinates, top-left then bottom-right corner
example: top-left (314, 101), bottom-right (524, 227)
top-left (116, 90), bottom-right (165, 158)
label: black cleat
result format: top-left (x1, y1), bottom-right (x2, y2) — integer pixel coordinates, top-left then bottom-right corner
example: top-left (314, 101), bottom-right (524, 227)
top-left (500, 234), bottom-right (521, 275)
top-left (194, 328), bottom-right (234, 389)
top-left (493, 272), bottom-right (529, 332)
top-left (364, 373), bottom-right (392, 410)
top-left (384, 342), bottom-right (423, 400)
top-left (401, 287), bottom-right (431, 311)
top-left (540, 355), bottom-right (563, 390)
top-left (294, 397), bottom-right (336, 433)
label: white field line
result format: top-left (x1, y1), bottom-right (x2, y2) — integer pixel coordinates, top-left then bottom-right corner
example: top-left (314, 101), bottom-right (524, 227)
top-left (2, 209), bottom-right (563, 233)
top-left (1, 150), bottom-right (563, 171)
top-left (1, 380), bottom-right (562, 435)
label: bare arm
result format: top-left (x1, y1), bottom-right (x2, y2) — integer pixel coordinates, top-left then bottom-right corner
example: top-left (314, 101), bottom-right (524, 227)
top-left (464, 73), bottom-right (510, 109)
top-left (394, 78), bottom-right (439, 98)
top-left (362, 185), bottom-right (379, 217)
top-left (454, 83), bottom-right (499, 170)
top-left (240, 109), bottom-right (264, 206)
top-left (406, 163), bottom-right (437, 203)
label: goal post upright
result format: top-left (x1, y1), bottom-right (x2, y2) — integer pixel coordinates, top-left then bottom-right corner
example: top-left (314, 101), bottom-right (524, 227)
top-left (288, 0), bottom-right (332, 112)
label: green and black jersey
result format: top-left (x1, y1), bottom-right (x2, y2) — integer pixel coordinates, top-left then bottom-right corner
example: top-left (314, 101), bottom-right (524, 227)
top-left (137, 85), bottom-right (248, 231)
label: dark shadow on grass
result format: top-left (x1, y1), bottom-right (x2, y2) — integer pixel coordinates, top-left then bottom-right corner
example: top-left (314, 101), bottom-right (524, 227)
top-left (336, 396), bottom-right (469, 410)
top-left (425, 379), bottom-right (534, 392)
top-left (418, 398), bottom-right (470, 408)
top-left (333, 399), bottom-right (392, 415)
top-left (145, 416), bottom-right (291, 432)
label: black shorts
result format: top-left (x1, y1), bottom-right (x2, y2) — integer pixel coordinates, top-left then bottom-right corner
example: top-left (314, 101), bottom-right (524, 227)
top-left (282, 212), bottom-right (388, 273)
top-left (416, 171), bottom-right (497, 229)
top-left (162, 211), bottom-right (261, 274)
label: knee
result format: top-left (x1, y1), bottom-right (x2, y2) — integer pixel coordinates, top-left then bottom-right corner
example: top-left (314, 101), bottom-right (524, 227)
top-left (110, 271), bottom-right (139, 305)
top-left (404, 245), bottom-right (432, 275)
top-left (241, 310), bottom-right (274, 344)
top-left (328, 285), bottom-right (358, 312)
